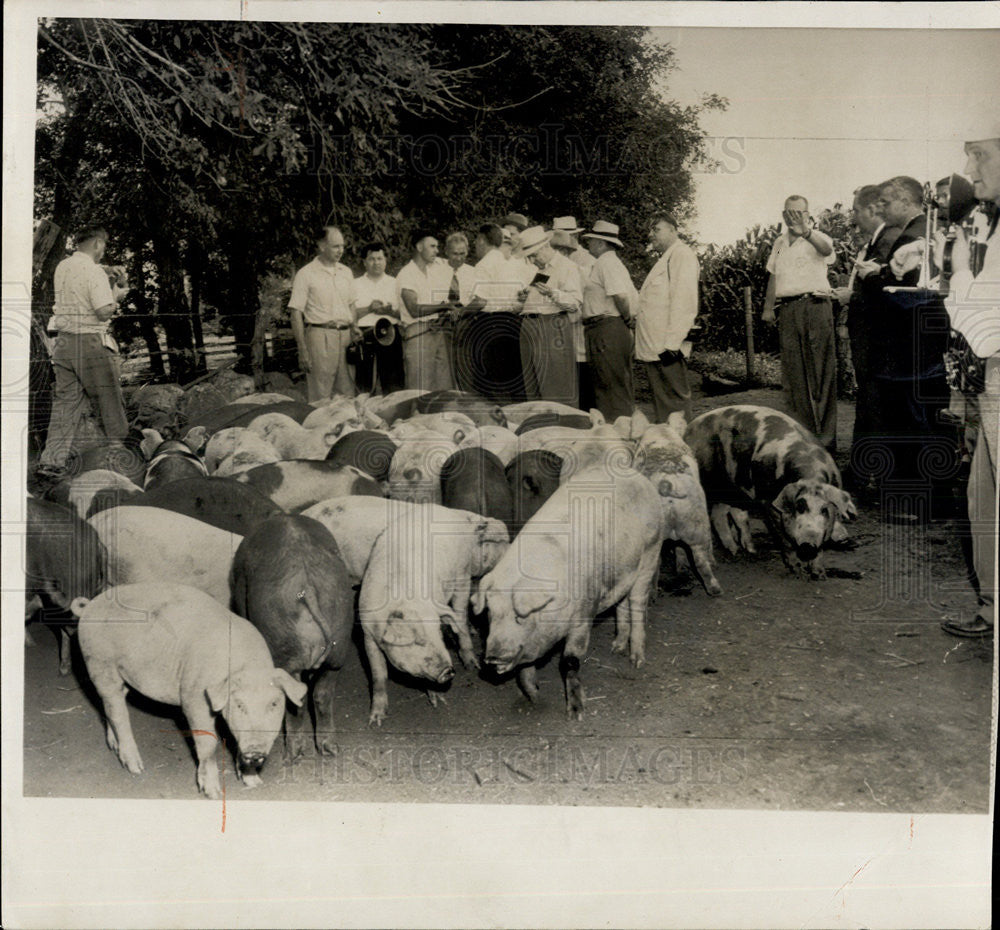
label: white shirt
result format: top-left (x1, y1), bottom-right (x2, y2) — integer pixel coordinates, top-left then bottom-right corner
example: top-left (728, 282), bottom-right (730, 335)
top-left (470, 249), bottom-right (525, 313)
top-left (582, 250), bottom-right (637, 320)
top-left (351, 273), bottom-right (399, 315)
top-left (443, 262), bottom-right (478, 305)
top-left (520, 252), bottom-right (583, 316)
top-left (49, 251), bottom-right (115, 335)
top-left (766, 230), bottom-right (836, 298)
top-left (396, 258), bottom-right (453, 326)
top-left (288, 258), bottom-right (354, 325)
top-left (634, 240), bottom-right (699, 361)
top-left (947, 222), bottom-right (1000, 359)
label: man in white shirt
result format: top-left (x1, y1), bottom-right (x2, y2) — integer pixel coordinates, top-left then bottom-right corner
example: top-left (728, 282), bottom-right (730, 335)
top-left (762, 195), bottom-right (838, 450)
top-left (443, 232), bottom-right (478, 392)
top-left (288, 226), bottom-right (357, 402)
top-left (634, 213), bottom-right (699, 421)
top-left (37, 225), bottom-right (130, 480)
top-left (516, 226), bottom-right (583, 406)
top-left (351, 241), bottom-right (402, 394)
top-left (396, 229), bottom-right (457, 392)
top-left (553, 216), bottom-right (597, 409)
top-left (581, 221), bottom-right (639, 421)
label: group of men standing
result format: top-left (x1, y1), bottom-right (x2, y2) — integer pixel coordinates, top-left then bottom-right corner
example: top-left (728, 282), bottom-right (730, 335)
top-left (286, 211), bottom-right (701, 425)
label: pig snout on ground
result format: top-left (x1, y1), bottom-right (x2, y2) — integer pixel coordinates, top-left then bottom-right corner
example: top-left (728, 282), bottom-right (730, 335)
top-left (73, 583), bottom-right (306, 799)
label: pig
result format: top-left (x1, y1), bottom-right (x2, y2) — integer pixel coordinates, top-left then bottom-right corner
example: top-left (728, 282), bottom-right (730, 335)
top-left (230, 515), bottom-right (355, 757)
top-left (502, 401), bottom-right (598, 430)
top-left (363, 389), bottom-right (430, 426)
top-left (515, 424), bottom-right (634, 483)
top-left (88, 506), bottom-right (242, 606)
top-left (360, 506), bottom-right (509, 725)
top-left (325, 430), bottom-right (399, 483)
top-left (684, 405), bottom-right (857, 578)
top-left (302, 396), bottom-right (386, 433)
top-left (184, 400), bottom-right (314, 437)
top-left (63, 428), bottom-right (149, 487)
top-left (228, 392), bottom-right (296, 406)
top-left (504, 449), bottom-right (564, 535)
top-left (25, 496), bottom-right (107, 674)
top-left (474, 466), bottom-right (663, 719)
top-left (67, 470), bottom-right (143, 521)
top-left (235, 460), bottom-right (383, 512)
top-left (440, 447), bottom-right (514, 531)
top-left (246, 412), bottom-right (339, 460)
top-left (631, 413), bottom-right (722, 597)
top-left (116, 475), bottom-right (282, 536)
top-left (462, 424), bottom-right (520, 467)
top-left (204, 427), bottom-right (280, 474)
top-left (391, 411), bottom-right (479, 446)
top-left (73, 583), bottom-right (307, 798)
top-left (142, 438), bottom-right (209, 490)
top-left (414, 390), bottom-right (508, 428)
top-left (515, 412), bottom-right (593, 435)
top-left (387, 428), bottom-right (462, 504)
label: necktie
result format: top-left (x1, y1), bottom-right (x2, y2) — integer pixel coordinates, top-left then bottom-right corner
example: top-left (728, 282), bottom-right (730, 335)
top-left (449, 273), bottom-right (461, 303)
top-left (846, 237), bottom-right (872, 293)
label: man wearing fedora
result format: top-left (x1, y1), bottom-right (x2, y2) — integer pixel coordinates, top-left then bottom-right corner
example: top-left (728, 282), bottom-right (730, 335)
top-left (635, 213), bottom-right (700, 422)
top-left (554, 215), bottom-right (597, 409)
top-left (516, 226), bottom-right (583, 406)
top-left (581, 220), bottom-right (639, 420)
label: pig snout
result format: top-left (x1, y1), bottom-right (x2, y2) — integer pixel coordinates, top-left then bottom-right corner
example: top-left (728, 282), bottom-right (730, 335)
top-left (485, 642), bottom-right (523, 676)
top-left (795, 542), bottom-right (819, 563)
top-left (437, 666), bottom-right (455, 684)
top-left (238, 751), bottom-right (267, 774)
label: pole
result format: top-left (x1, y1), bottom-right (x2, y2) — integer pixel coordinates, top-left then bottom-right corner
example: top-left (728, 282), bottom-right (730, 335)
top-left (743, 285), bottom-right (756, 384)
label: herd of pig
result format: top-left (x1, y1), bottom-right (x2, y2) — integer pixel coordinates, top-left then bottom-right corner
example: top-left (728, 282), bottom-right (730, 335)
top-left (25, 388), bottom-right (858, 799)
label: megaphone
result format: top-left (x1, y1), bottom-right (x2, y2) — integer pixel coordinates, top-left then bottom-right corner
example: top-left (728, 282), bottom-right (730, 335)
top-left (941, 173), bottom-right (976, 225)
top-left (372, 316), bottom-right (397, 347)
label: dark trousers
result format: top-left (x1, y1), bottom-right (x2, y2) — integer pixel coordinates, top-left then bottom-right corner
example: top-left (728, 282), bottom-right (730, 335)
top-left (872, 372), bottom-right (951, 487)
top-left (584, 316), bottom-right (634, 421)
top-left (520, 314), bottom-right (578, 407)
top-left (643, 355), bottom-right (692, 422)
top-left (456, 312), bottom-right (525, 404)
top-left (578, 362), bottom-right (595, 413)
top-left (778, 296), bottom-right (837, 451)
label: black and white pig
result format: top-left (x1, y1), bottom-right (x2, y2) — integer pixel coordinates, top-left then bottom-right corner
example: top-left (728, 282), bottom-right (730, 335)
top-left (235, 460), bottom-right (384, 512)
top-left (230, 514), bottom-right (355, 758)
top-left (324, 430), bottom-right (399, 483)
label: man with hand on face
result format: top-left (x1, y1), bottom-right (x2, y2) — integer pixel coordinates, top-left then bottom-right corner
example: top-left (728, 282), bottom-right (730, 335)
top-left (396, 229), bottom-right (457, 392)
top-left (515, 226), bottom-right (583, 406)
top-left (762, 195), bottom-right (837, 451)
top-left (634, 213), bottom-right (699, 422)
top-left (288, 225), bottom-right (357, 402)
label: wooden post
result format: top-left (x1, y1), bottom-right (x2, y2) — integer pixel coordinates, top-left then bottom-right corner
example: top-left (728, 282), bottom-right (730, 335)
top-left (743, 285), bottom-right (756, 384)
top-left (250, 305), bottom-right (268, 391)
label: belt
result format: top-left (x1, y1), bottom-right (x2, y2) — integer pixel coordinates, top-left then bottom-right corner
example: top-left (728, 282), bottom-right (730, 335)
top-left (522, 311), bottom-right (568, 319)
top-left (774, 294), bottom-right (827, 308)
top-left (583, 314), bottom-right (622, 327)
top-left (402, 318), bottom-right (453, 341)
top-left (306, 321), bottom-right (352, 330)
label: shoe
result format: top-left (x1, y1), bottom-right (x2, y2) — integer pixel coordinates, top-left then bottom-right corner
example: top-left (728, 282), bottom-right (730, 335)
top-left (941, 616), bottom-right (994, 639)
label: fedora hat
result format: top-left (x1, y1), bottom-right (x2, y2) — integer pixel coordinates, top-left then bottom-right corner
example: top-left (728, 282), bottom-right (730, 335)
top-left (517, 226), bottom-right (552, 257)
top-left (552, 215), bottom-right (584, 234)
top-left (502, 212), bottom-right (529, 231)
top-left (581, 220), bottom-right (624, 249)
top-left (549, 229), bottom-right (575, 250)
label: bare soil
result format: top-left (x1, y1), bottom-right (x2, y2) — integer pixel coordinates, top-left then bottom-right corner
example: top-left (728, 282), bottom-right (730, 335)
top-left (22, 387), bottom-right (993, 812)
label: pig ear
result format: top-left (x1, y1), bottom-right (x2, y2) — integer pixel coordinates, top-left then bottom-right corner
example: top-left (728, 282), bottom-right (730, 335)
top-left (771, 484), bottom-right (798, 517)
top-left (273, 669), bottom-right (308, 707)
top-left (823, 486), bottom-right (857, 521)
top-left (183, 425), bottom-right (209, 454)
top-left (666, 411), bottom-right (687, 435)
top-left (631, 409), bottom-right (652, 439)
top-left (475, 519), bottom-right (509, 546)
top-left (588, 408), bottom-right (606, 426)
top-left (830, 520), bottom-right (849, 543)
top-left (470, 578), bottom-right (490, 615)
top-left (381, 610), bottom-right (417, 647)
top-left (205, 679), bottom-right (229, 713)
top-left (139, 429), bottom-right (163, 459)
top-left (512, 587), bottom-right (555, 619)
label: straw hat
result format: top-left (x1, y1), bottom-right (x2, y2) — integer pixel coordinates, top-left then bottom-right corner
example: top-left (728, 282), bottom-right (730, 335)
top-left (580, 220), bottom-right (624, 249)
top-left (549, 229), bottom-right (576, 250)
top-left (517, 226), bottom-right (553, 257)
top-left (502, 212), bottom-right (529, 231)
top-left (552, 215), bottom-right (584, 234)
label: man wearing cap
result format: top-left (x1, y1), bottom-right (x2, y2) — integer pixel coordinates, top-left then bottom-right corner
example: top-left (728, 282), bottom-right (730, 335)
top-left (634, 213), bottom-right (699, 421)
top-left (396, 229), bottom-right (458, 392)
top-left (554, 216), bottom-right (597, 409)
top-left (516, 226), bottom-right (583, 405)
top-left (459, 223), bottom-right (526, 403)
top-left (761, 195), bottom-right (837, 450)
top-left (289, 225), bottom-right (358, 402)
top-left (36, 224), bottom-right (130, 482)
top-left (581, 220), bottom-right (639, 420)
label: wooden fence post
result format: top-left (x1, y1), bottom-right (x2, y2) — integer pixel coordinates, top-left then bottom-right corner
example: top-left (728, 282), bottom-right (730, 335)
top-left (743, 285), bottom-right (756, 384)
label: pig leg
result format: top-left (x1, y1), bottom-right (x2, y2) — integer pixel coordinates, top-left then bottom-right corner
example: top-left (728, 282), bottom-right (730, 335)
top-left (623, 544), bottom-right (661, 669)
top-left (283, 697), bottom-right (312, 762)
top-left (312, 668), bottom-right (339, 756)
top-left (59, 627), bottom-right (75, 676)
top-left (687, 544), bottom-right (723, 597)
top-left (561, 626), bottom-right (592, 721)
top-left (710, 504), bottom-right (740, 554)
top-left (25, 595), bottom-right (42, 645)
top-left (363, 632), bottom-right (390, 727)
top-left (729, 508), bottom-right (757, 554)
top-left (90, 667), bottom-right (144, 774)
top-left (611, 601), bottom-right (631, 658)
top-left (446, 581), bottom-right (480, 671)
top-left (517, 665), bottom-right (540, 703)
top-left (184, 702), bottom-right (224, 799)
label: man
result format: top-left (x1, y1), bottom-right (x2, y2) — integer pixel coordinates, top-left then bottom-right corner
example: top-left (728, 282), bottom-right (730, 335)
top-left (36, 226), bottom-right (130, 481)
top-left (634, 213), bottom-right (699, 421)
top-left (396, 229), bottom-right (457, 392)
top-left (554, 215), bottom-right (597, 409)
top-left (864, 176), bottom-right (951, 511)
top-left (580, 221), bottom-right (638, 421)
top-left (461, 224), bottom-right (527, 403)
top-left (516, 226), bottom-right (583, 406)
top-left (762, 195), bottom-right (837, 451)
top-left (830, 185), bottom-right (901, 477)
top-left (443, 232), bottom-right (478, 393)
top-left (351, 241), bottom-right (403, 394)
top-left (289, 226), bottom-right (357, 402)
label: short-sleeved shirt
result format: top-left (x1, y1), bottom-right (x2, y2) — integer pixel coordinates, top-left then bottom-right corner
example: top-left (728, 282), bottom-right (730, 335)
top-left (49, 251), bottom-right (115, 335)
top-left (351, 273), bottom-right (399, 315)
top-left (288, 258), bottom-right (354, 325)
top-left (445, 262), bottom-right (478, 305)
top-left (766, 230), bottom-right (836, 298)
top-left (582, 250), bottom-right (638, 320)
top-left (520, 251), bottom-right (584, 316)
top-left (470, 249), bottom-right (525, 313)
top-left (395, 258), bottom-right (453, 326)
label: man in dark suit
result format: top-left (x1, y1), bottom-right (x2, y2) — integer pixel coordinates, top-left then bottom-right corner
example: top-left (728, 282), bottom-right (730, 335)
top-left (832, 184), bottom-right (901, 486)
top-left (862, 175), bottom-right (951, 519)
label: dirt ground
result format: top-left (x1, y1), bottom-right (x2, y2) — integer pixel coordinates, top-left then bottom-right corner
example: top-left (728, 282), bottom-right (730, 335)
top-left (21, 387), bottom-right (994, 812)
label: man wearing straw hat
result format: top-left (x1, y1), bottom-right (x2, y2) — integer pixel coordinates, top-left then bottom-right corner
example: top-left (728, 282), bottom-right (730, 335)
top-left (580, 220), bottom-right (639, 420)
top-left (515, 225), bottom-right (583, 406)
top-left (553, 215), bottom-right (596, 409)
top-left (634, 213), bottom-right (699, 422)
